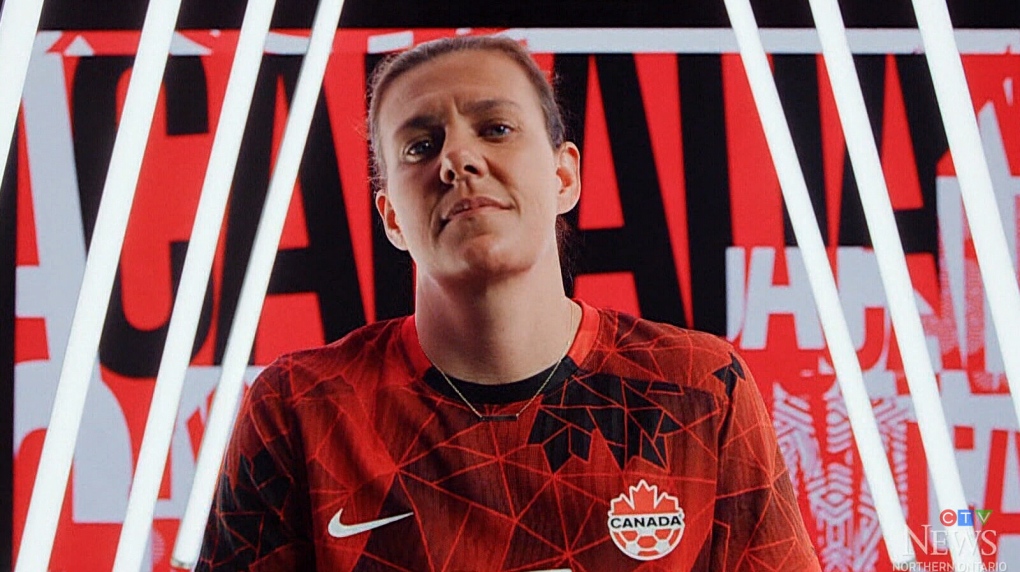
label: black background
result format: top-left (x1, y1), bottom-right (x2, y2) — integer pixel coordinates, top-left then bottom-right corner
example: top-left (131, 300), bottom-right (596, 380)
top-left (0, 0), bottom-right (1012, 29)
top-left (332, 0), bottom-right (1019, 29)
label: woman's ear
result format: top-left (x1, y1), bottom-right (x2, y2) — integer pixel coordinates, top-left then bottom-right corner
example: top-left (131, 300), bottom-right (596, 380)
top-left (555, 141), bottom-right (581, 214)
top-left (375, 190), bottom-right (408, 251)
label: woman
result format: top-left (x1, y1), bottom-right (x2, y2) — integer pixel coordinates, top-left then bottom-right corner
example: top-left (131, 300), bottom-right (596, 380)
top-left (197, 35), bottom-right (820, 571)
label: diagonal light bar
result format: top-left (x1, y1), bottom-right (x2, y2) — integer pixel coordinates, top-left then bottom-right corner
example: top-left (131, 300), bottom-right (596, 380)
top-left (111, 2), bottom-right (278, 571)
top-left (807, 0), bottom-right (982, 566)
top-left (910, 0), bottom-right (1020, 428)
top-left (171, 0), bottom-right (347, 566)
top-left (721, 0), bottom-right (916, 566)
top-left (0, 0), bottom-right (46, 200)
top-left (13, 0), bottom-right (186, 570)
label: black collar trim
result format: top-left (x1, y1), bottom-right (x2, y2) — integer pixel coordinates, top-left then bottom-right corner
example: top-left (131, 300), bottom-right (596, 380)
top-left (423, 358), bottom-right (578, 405)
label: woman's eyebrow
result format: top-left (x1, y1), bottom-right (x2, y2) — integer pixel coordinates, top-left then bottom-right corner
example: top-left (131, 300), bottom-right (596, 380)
top-left (393, 99), bottom-right (521, 138)
top-left (394, 114), bottom-right (442, 139)
top-left (461, 98), bottom-right (521, 116)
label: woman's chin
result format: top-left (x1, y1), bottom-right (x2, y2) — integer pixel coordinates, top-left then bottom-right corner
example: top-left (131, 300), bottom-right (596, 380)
top-left (446, 245), bottom-right (534, 283)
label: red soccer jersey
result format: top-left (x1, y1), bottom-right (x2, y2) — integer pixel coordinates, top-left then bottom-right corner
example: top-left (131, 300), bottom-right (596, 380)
top-left (197, 300), bottom-right (820, 571)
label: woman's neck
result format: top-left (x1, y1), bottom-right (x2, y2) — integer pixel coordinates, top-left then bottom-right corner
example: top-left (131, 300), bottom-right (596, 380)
top-left (414, 277), bottom-right (579, 385)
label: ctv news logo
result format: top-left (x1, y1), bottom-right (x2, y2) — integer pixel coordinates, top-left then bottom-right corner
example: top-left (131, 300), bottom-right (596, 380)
top-left (895, 509), bottom-right (1005, 572)
top-left (939, 509), bottom-right (993, 528)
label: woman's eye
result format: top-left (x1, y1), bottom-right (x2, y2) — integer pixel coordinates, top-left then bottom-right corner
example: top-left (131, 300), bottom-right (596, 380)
top-left (404, 138), bottom-right (434, 160)
top-left (481, 123), bottom-right (512, 138)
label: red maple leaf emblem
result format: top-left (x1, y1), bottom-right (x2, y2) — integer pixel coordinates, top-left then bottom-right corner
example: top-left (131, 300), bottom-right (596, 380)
top-left (610, 480), bottom-right (680, 516)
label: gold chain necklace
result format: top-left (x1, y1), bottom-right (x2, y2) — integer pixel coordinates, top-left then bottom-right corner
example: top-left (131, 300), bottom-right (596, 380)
top-left (434, 304), bottom-right (575, 422)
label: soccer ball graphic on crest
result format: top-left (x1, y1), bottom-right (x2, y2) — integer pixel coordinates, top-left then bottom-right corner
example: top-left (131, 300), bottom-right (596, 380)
top-left (607, 480), bottom-right (686, 561)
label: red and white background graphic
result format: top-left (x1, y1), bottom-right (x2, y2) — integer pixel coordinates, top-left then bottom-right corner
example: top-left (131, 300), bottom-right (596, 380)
top-left (4, 28), bottom-right (1019, 571)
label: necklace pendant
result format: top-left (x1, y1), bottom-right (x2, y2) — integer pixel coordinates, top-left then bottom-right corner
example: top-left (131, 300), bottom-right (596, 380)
top-left (478, 414), bottom-right (519, 422)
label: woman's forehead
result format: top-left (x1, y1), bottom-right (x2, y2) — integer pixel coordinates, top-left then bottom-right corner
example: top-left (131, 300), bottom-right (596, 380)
top-left (377, 50), bottom-right (544, 126)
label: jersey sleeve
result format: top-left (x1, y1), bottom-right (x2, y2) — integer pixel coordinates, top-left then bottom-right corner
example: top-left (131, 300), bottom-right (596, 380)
top-left (708, 351), bottom-right (821, 571)
top-left (195, 361), bottom-right (315, 571)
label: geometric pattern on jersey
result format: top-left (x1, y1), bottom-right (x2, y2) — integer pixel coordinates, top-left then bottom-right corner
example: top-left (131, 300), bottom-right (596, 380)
top-left (711, 353), bottom-right (744, 397)
top-left (354, 369), bottom-right (714, 570)
top-left (200, 447), bottom-right (299, 565)
top-left (528, 375), bottom-right (687, 472)
top-left (197, 300), bottom-right (822, 571)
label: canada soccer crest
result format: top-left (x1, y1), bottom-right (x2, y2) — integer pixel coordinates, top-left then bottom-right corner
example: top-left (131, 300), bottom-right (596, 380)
top-left (607, 480), bottom-right (685, 561)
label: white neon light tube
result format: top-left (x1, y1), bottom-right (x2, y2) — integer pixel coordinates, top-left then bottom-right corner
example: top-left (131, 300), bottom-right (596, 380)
top-left (807, 0), bottom-right (981, 566)
top-left (171, 0), bottom-right (347, 566)
top-left (13, 0), bottom-right (185, 570)
top-left (111, 3), bottom-right (277, 572)
top-left (910, 0), bottom-right (1020, 430)
top-left (721, 0), bottom-right (916, 565)
top-left (0, 0), bottom-right (46, 199)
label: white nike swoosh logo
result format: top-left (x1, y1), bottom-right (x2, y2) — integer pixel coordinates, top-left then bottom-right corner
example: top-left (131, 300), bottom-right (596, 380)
top-left (328, 508), bottom-right (414, 538)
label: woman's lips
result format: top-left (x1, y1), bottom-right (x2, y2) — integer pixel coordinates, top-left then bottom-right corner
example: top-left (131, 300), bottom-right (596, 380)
top-left (442, 196), bottom-right (509, 222)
